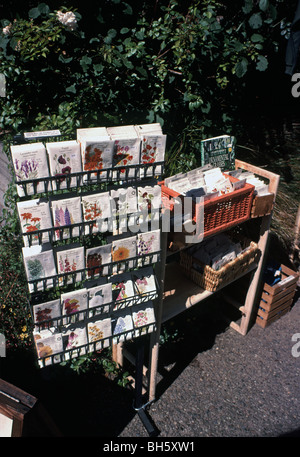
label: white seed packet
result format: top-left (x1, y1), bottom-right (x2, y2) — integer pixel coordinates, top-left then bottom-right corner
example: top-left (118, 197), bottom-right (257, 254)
top-left (112, 138), bottom-right (141, 180)
top-left (137, 185), bottom-right (161, 223)
top-left (56, 245), bottom-right (85, 285)
top-left (139, 134), bottom-right (166, 177)
top-left (111, 272), bottom-right (136, 311)
top-left (203, 167), bottom-right (224, 189)
top-left (32, 299), bottom-right (61, 330)
top-left (88, 317), bottom-right (112, 350)
top-left (137, 229), bottom-right (160, 266)
top-left (17, 198), bottom-right (52, 246)
top-left (22, 244), bottom-right (57, 293)
top-left (232, 178), bottom-right (246, 191)
top-left (61, 288), bottom-right (88, 324)
top-left (61, 323), bottom-right (88, 360)
top-left (76, 127), bottom-right (109, 143)
top-left (81, 138), bottom-right (114, 182)
top-left (167, 177), bottom-right (191, 196)
top-left (46, 140), bottom-right (82, 189)
top-left (33, 330), bottom-right (63, 366)
top-left (110, 187), bottom-right (137, 232)
top-left (134, 123), bottom-right (163, 136)
top-left (131, 266), bottom-right (157, 298)
top-left (112, 312), bottom-right (134, 343)
top-left (11, 142), bottom-right (51, 196)
top-left (86, 243), bottom-right (112, 278)
top-left (111, 235), bottom-right (137, 273)
top-left (87, 281), bottom-right (112, 316)
top-left (110, 187), bottom-right (138, 215)
top-left (81, 192), bottom-right (112, 234)
top-left (51, 196), bottom-right (82, 241)
top-left (107, 124), bottom-right (138, 139)
top-left (132, 302), bottom-right (156, 337)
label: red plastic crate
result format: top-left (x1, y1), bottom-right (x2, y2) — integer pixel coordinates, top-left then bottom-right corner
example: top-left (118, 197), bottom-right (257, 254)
top-left (159, 174), bottom-right (255, 239)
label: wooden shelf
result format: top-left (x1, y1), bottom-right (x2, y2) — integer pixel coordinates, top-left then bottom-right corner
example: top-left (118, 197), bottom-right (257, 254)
top-left (119, 159), bottom-right (281, 405)
top-left (162, 261), bottom-right (258, 323)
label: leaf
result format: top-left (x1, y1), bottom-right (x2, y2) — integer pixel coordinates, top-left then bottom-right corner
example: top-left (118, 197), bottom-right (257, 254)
top-left (242, 0), bottom-right (253, 14)
top-left (104, 28), bottom-right (117, 44)
top-left (120, 27), bottom-right (130, 34)
top-left (249, 13), bottom-right (263, 29)
top-left (28, 7), bottom-right (40, 19)
top-left (37, 3), bottom-right (50, 15)
top-left (66, 84), bottom-right (76, 93)
top-left (259, 0), bottom-right (269, 12)
top-left (123, 2), bottom-right (133, 15)
top-left (235, 58), bottom-right (248, 78)
top-left (80, 55), bottom-right (92, 71)
top-left (256, 55), bottom-right (268, 71)
top-left (251, 33), bottom-right (263, 43)
top-left (93, 63), bottom-right (104, 74)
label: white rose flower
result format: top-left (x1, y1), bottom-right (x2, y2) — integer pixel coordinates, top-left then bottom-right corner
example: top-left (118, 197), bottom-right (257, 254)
top-left (2, 24), bottom-right (12, 36)
top-left (56, 11), bottom-right (77, 31)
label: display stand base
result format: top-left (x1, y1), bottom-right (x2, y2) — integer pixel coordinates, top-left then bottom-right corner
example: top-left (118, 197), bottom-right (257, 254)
top-left (133, 338), bottom-right (160, 437)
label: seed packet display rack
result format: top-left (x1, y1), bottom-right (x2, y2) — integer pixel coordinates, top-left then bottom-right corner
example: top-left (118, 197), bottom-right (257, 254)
top-left (11, 130), bottom-right (165, 436)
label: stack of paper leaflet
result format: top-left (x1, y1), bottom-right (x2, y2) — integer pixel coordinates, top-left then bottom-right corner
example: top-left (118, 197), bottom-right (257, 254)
top-left (164, 165), bottom-right (244, 201)
top-left (180, 232), bottom-right (260, 291)
top-left (228, 169), bottom-right (271, 197)
top-left (187, 233), bottom-right (250, 272)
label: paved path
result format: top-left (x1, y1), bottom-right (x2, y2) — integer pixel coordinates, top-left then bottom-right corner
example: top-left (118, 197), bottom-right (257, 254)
top-left (119, 293), bottom-right (300, 437)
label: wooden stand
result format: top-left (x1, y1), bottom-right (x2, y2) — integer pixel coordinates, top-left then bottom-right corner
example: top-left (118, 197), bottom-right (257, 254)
top-left (115, 160), bottom-right (280, 406)
top-left (0, 378), bottom-right (61, 437)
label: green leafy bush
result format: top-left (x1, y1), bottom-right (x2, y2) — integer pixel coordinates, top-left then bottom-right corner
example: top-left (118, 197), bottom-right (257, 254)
top-left (0, 1), bottom-right (294, 165)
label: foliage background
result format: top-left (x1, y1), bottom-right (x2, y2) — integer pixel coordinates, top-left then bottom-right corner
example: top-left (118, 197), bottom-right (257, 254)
top-left (0, 0), bottom-right (299, 358)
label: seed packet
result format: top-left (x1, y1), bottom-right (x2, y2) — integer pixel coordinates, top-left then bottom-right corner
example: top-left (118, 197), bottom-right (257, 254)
top-left (137, 185), bottom-right (161, 224)
top-left (76, 127), bottom-right (109, 143)
top-left (107, 125), bottom-right (140, 180)
top-left (111, 272), bottom-right (136, 311)
top-left (22, 244), bottom-right (57, 293)
top-left (11, 142), bottom-right (51, 196)
top-left (61, 288), bottom-right (88, 323)
top-left (112, 138), bottom-right (140, 180)
top-left (110, 186), bottom-right (138, 232)
top-left (134, 123), bottom-right (162, 136)
top-left (131, 266), bottom-right (157, 299)
top-left (140, 134), bottom-right (166, 177)
top-left (17, 198), bottom-right (52, 246)
top-left (33, 330), bottom-right (63, 366)
top-left (86, 243), bottom-right (112, 278)
top-left (46, 140), bottom-right (82, 189)
top-left (111, 235), bottom-right (137, 273)
top-left (56, 245), bottom-right (85, 285)
top-left (81, 192), bottom-right (112, 234)
top-left (112, 311), bottom-right (134, 343)
top-left (137, 229), bottom-right (160, 266)
top-left (81, 139), bottom-right (114, 182)
top-left (87, 280), bottom-right (112, 316)
top-left (108, 125), bottom-right (138, 139)
top-left (61, 323), bottom-right (88, 359)
top-left (51, 195), bottom-right (82, 240)
top-left (132, 302), bottom-right (156, 336)
top-left (87, 317), bottom-right (112, 350)
top-left (32, 299), bottom-right (61, 330)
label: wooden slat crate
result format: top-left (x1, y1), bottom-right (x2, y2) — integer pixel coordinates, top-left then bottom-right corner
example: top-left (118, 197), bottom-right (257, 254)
top-left (256, 264), bottom-right (299, 328)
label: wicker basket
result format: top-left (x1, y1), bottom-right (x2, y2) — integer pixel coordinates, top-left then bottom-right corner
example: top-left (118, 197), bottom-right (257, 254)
top-left (160, 174), bottom-right (255, 239)
top-left (180, 239), bottom-right (260, 292)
